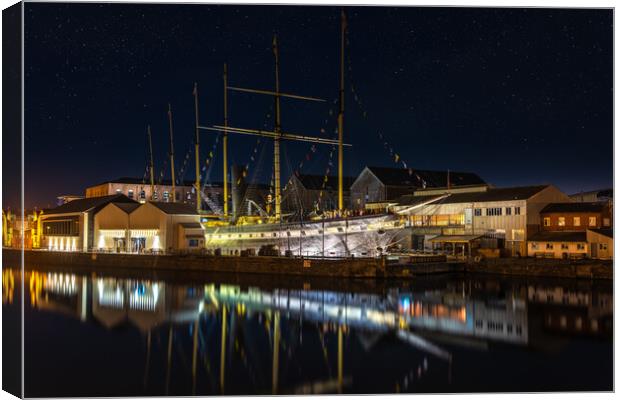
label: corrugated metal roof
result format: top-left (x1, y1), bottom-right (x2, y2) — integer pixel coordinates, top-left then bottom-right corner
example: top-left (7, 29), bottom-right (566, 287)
top-left (528, 231), bottom-right (587, 242)
top-left (541, 202), bottom-right (606, 213)
top-left (366, 166), bottom-right (486, 188)
top-left (396, 185), bottom-right (551, 206)
top-left (295, 174), bottom-right (355, 191)
top-left (45, 194), bottom-right (137, 215)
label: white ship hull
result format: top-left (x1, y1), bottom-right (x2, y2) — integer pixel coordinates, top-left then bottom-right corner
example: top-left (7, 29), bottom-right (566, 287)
top-left (203, 213), bottom-right (407, 257)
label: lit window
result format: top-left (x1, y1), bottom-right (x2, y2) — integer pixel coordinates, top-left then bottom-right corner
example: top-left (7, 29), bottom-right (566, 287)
top-left (531, 242), bottom-right (539, 250)
top-left (599, 243), bottom-right (608, 250)
top-left (577, 243), bottom-right (585, 250)
top-left (514, 206), bottom-right (521, 215)
top-left (558, 217), bottom-right (565, 226)
top-left (546, 243), bottom-right (554, 250)
top-left (543, 217), bottom-right (551, 226)
top-left (505, 207), bottom-right (511, 215)
top-left (561, 243), bottom-right (568, 250)
top-left (163, 191), bottom-right (169, 201)
top-left (603, 218), bottom-right (610, 227)
top-left (573, 217), bottom-right (581, 226)
top-left (116, 189), bottom-right (122, 194)
top-left (589, 217), bottom-right (596, 226)
top-left (128, 190), bottom-right (134, 199)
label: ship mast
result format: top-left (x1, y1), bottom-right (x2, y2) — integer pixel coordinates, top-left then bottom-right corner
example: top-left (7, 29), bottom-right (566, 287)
top-left (193, 83), bottom-right (201, 213)
top-left (167, 104), bottom-right (176, 202)
top-left (223, 64), bottom-right (229, 218)
top-left (147, 125), bottom-right (155, 200)
top-left (199, 37), bottom-right (352, 223)
top-left (273, 35), bottom-right (282, 221)
top-left (338, 9), bottom-right (346, 213)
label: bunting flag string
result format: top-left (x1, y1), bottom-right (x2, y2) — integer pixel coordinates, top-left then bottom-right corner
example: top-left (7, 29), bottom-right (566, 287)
top-left (293, 97), bottom-right (338, 179)
top-left (345, 45), bottom-right (427, 187)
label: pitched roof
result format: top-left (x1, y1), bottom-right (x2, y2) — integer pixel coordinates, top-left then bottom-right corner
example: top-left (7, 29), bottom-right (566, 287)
top-left (569, 188), bottom-right (613, 199)
top-left (112, 202), bottom-right (141, 213)
top-left (541, 202), bottom-right (606, 213)
top-left (295, 174), bottom-right (355, 191)
top-left (149, 202), bottom-right (198, 215)
top-left (45, 194), bottom-right (136, 215)
top-left (589, 228), bottom-right (613, 239)
top-left (366, 166), bottom-right (486, 188)
top-left (529, 231), bottom-right (587, 243)
top-left (396, 185), bottom-right (550, 205)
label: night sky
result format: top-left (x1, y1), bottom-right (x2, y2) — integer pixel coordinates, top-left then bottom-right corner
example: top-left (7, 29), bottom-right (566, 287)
top-left (16, 4), bottom-right (613, 209)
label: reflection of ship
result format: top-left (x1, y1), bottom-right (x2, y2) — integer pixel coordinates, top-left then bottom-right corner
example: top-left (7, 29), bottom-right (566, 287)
top-left (20, 268), bottom-right (614, 395)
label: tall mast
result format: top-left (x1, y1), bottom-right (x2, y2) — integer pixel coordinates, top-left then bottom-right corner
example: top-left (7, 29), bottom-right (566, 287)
top-left (223, 64), bottom-right (229, 218)
top-left (168, 104), bottom-right (176, 202)
top-left (273, 35), bottom-right (282, 222)
top-left (193, 83), bottom-right (201, 213)
top-left (147, 125), bottom-right (155, 199)
top-left (337, 10), bottom-right (346, 213)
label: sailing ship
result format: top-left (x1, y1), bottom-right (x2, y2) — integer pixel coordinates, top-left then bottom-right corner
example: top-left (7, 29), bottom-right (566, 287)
top-left (161, 11), bottom-right (407, 257)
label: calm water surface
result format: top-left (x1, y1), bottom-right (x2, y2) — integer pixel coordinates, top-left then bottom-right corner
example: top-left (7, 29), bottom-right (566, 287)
top-left (2, 264), bottom-right (613, 396)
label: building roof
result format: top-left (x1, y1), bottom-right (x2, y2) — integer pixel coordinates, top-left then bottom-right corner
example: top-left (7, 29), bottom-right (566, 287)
top-left (365, 166), bottom-right (486, 188)
top-left (588, 228), bottom-right (613, 239)
top-left (112, 202), bottom-right (141, 213)
top-left (149, 202), bottom-right (198, 215)
top-left (529, 231), bottom-right (587, 243)
top-left (179, 222), bottom-right (203, 229)
top-left (569, 188), bottom-right (613, 200)
top-left (541, 202), bottom-right (606, 213)
top-left (396, 185), bottom-right (550, 206)
top-left (295, 174), bottom-right (355, 191)
top-left (45, 194), bottom-right (136, 215)
top-left (429, 234), bottom-right (484, 243)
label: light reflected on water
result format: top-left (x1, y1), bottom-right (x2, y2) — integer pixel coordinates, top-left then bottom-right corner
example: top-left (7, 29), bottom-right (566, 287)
top-left (3, 266), bottom-right (613, 396)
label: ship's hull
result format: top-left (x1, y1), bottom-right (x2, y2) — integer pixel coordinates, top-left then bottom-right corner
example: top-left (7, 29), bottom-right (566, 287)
top-left (203, 213), bottom-right (407, 257)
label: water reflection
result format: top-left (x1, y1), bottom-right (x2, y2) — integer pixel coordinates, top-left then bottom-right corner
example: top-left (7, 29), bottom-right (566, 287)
top-left (5, 266), bottom-right (613, 395)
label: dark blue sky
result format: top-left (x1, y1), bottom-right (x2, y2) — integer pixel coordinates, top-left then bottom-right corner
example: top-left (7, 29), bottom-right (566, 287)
top-left (19, 4), bottom-right (612, 209)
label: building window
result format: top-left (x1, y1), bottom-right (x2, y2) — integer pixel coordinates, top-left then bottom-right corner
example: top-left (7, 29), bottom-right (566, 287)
top-left (577, 243), bottom-right (585, 250)
top-left (558, 217), bottom-right (565, 226)
top-left (589, 217), bottom-right (597, 226)
top-left (514, 206), bottom-right (521, 215)
top-left (573, 217), bottom-right (581, 226)
top-left (163, 191), bottom-right (169, 201)
top-left (505, 207), bottom-right (512, 215)
top-left (188, 239), bottom-right (199, 247)
top-left (486, 207), bottom-right (502, 216)
top-left (474, 208), bottom-right (482, 216)
top-left (543, 217), bottom-right (551, 226)
top-left (599, 243), bottom-right (608, 250)
top-left (603, 218), bottom-right (610, 227)
top-left (128, 190), bottom-right (134, 199)
top-left (139, 190), bottom-right (146, 201)
top-left (116, 189), bottom-right (122, 194)
top-left (561, 243), bottom-right (568, 250)
top-left (531, 242), bottom-right (539, 250)
top-left (546, 243), bottom-right (554, 250)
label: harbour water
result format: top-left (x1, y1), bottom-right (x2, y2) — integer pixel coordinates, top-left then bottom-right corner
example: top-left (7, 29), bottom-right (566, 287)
top-left (2, 264), bottom-right (613, 396)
